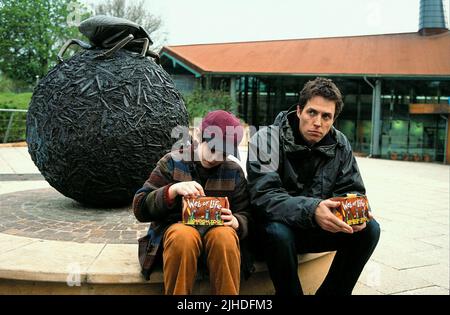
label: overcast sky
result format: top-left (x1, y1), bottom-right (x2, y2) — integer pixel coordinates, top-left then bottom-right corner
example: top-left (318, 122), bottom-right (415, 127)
top-left (83, 0), bottom-right (450, 46)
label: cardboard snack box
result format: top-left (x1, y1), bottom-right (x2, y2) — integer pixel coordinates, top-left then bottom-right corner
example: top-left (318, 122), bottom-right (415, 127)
top-left (182, 196), bottom-right (229, 226)
top-left (330, 194), bottom-right (370, 226)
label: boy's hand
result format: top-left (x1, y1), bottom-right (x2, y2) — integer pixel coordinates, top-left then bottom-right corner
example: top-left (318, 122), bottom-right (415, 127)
top-left (168, 181), bottom-right (205, 199)
top-left (221, 208), bottom-right (239, 230)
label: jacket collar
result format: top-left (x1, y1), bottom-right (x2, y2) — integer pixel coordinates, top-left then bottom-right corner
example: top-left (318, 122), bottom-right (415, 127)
top-left (278, 111), bottom-right (342, 157)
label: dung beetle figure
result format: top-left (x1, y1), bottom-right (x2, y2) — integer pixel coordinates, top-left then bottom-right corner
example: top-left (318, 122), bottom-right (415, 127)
top-left (57, 15), bottom-right (160, 63)
top-left (26, 16), bottom-right (189, 207)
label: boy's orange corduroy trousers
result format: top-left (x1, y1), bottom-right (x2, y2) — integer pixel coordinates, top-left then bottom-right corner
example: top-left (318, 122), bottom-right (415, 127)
top-left (162, 223), bottom-right (240, 295)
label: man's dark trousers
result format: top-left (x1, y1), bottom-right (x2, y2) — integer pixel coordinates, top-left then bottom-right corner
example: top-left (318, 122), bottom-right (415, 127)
top-left (262, 220), bottom-right (380, 295)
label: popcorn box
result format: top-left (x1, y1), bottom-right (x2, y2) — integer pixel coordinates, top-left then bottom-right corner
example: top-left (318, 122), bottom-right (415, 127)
top-left (182, 196), bottom-right (228, 226)
top-left (330, 194), bottom-right (370, 226)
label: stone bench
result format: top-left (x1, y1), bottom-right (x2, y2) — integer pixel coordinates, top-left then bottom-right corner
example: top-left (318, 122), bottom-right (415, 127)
top-left (0, 233), bottom-right (335, 295)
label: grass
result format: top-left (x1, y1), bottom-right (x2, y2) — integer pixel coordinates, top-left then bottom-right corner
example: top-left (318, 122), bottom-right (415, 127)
top-left (0, 92), bottom-right (32, 109)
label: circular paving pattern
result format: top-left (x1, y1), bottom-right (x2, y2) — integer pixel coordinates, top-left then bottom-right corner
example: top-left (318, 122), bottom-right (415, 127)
top-left (0, 188), bottom-right (148, 244)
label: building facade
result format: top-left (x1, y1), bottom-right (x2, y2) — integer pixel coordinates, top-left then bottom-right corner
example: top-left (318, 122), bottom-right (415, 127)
top-left (160, 0), bottom-right (450, 163)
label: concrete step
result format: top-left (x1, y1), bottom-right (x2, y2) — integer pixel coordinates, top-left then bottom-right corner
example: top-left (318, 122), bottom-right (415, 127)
top-left (0, 233), bottom-right (334, 294)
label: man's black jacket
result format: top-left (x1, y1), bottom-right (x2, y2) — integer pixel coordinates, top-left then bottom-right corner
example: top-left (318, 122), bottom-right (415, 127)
top-left (246, 110), bottom-right (366, 228)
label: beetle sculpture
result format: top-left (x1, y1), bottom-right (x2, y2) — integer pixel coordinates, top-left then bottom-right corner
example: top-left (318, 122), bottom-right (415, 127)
top-left (26, 16), bottom-right (189, 207)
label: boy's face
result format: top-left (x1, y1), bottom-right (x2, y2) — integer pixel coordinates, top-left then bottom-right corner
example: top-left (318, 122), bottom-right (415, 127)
top-left (199, 142), bottom-right (227, 169)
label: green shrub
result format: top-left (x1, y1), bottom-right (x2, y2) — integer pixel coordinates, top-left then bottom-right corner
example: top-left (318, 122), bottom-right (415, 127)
top-left (184, 89), bottom-right (238, 124)
top-left (0, 76), bottom-right (14, 92)
top-left (0, 75), bottom-right (32, 93)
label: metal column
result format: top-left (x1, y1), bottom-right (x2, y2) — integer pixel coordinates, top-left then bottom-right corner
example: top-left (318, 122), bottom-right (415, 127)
top-left (371, 80), bottom-right (382, 157)
top-left (230, 77), bottom-right (236, 104)
top-left (365, 78), bottom-right (382, 157)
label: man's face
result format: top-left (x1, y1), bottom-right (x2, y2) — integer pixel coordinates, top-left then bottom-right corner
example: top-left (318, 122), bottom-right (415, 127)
top-left (297, 96), bottom-right (336, 145)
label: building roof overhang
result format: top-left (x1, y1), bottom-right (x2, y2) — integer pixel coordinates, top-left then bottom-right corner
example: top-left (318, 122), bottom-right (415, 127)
top-left (160, 31), bottom-right (450, 79)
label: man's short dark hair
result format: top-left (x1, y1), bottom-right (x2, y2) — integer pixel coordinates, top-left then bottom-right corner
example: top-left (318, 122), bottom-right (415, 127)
top-left (298, 77), bottom-right (344, 119)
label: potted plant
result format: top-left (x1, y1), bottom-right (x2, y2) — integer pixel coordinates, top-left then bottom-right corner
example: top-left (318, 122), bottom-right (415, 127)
top-left (423, 154), bottom-right (432, 162)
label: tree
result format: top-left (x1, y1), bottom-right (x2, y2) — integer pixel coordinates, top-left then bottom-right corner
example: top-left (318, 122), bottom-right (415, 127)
top-left (95, 0), bottom-right (166, 51)
top-left (0, 0), bottom-right (87, 86)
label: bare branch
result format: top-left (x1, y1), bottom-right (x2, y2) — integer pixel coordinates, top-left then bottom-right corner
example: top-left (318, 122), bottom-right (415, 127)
top-left (94, 0), bottom-right (166, 49)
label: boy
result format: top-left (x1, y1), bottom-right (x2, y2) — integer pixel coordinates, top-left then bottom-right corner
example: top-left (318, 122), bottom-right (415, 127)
top-left (133, 110), bottom-right (252, 295)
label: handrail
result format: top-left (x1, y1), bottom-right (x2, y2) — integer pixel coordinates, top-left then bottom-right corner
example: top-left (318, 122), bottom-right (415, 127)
top-left (0, 108), bottom-right (28, 113)
top-left (0, 109), bottom-right (28, 143)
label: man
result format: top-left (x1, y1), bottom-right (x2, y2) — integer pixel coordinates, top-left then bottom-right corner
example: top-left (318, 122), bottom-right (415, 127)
top-left (133, 110), bottom-right (253, 295)
top-left (246, 77), bottom-right (380, 295)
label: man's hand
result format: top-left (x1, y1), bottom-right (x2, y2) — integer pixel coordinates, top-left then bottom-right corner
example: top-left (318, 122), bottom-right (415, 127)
top-left (168, 181), bottom-right (205, 200)
top-left (221, 208), bottom-right (239, 231)
top-left (351, 210), bottom-right (374, 232)
top-left (315, 199), bottom-right (353, 234)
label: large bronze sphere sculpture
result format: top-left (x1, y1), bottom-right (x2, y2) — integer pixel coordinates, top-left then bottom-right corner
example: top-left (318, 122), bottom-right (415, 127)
top-left (26, 16), bottom-right (189, 207)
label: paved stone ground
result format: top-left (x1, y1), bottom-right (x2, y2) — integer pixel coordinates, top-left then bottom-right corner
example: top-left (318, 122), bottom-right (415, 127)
top-left (0, 188), bottom-right (147, 244)
top-left (351, 157), bottom-right (449, 295)
top-left (0, 146), bottom-right (449, 295)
